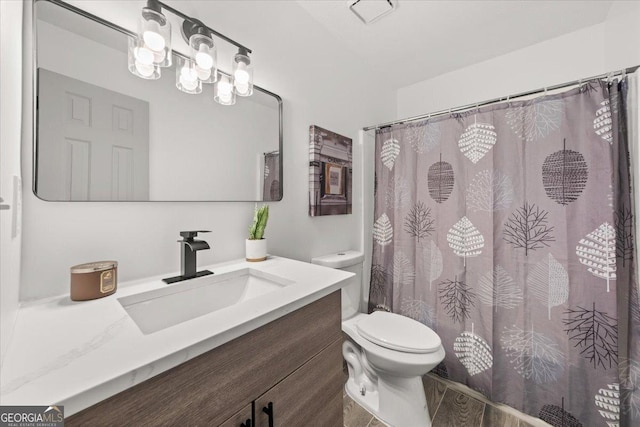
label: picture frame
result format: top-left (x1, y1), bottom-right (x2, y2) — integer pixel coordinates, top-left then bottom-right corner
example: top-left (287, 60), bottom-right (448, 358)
top-left (309, 125), bottom-right (352, 216)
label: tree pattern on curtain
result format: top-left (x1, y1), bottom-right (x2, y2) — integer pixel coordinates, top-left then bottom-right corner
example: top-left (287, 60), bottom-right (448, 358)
top-left (370, 78), bottom-right (639, 426)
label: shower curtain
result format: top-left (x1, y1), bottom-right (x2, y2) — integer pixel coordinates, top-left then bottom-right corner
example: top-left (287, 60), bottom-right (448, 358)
top-left (369, 75), bottom-right (639, 425)
top-left (263, 151), bottom-right (280, 201)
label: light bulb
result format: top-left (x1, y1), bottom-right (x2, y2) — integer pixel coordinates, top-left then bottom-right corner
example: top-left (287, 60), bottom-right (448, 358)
top-left (134, 47), bottom-right (154, 65)
top-left (152, 48), bottom-right (166, 64)
top-left (143, 21), bottom-right (165, 51)
top-left (180, 65), bottom-right (198, 83)
top-left (179, 74), bottom-right (198, 91)
top-left (234, 65), bottom-right (250, 85)
top-left (196, 66), bottom-right (211, 81)
top-left (218, 80), bottom-right (232, 95)
top-left (195, 44), bottom-right (213, 70)
top-left (135, 60), bottom-right (154, 77)
top-left (235, 82), bottom-right (249, 95)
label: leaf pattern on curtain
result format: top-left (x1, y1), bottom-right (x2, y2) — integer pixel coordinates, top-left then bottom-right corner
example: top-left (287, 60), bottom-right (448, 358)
top-left (392, 251), bottom-right (415, 289)
top-left (615, 207), bottom-right (634, 267)
top-left (447, 216), bottom-right (484, 265)
top-left (458, 115), bottom-right (497, 163)
top-left (370, 77), bottom-right (636, 424)
top-left (427, 154), bottom-right (455, 203)
top-left (619, 358), bottom-right (640, 419)
top-left (373, 213), bottom-right (393, 248)
top-left (477, 265), bottom-right (522, 311)
top-left (503, 202), bottom-right (555, 255)
top-left (400, 298), bottom-right (436, 328)
top-left (576, 222), bottom-right (617, 292)
top-left (453, 323), bottom-right (493, 376)
top-left (538, 398), bottom-right (583, 427)
top-left (466, 169), bottom-right (514, 212)
top-left (369, 264), bottom-right (389, 303)
top-left (385, 176), bottom-right (411, 209)
top-left (381, 138), bottom-right (400, 170)
top-left (564, 303), bottom-right (617, 369)
top-left (438, 276), bottom-right (475, 323)
top-left (541, 138), bottom-right (588, 206)
top-left (527, 253), bottom-right (569, 319)
top-left (408, 121), bottom-right (441, 154)
top-left (506, 98), bottom-right (564, 142)
top-left (420, 239), bottom-right (443, 291)
top-left (404, 201), bottom-right (434, 240)
top-left (594, 100), bottom-right (613, 144)
top-left (595, 383), bottom-right (620, 426)
top-left (501, 325), bottom-right (565, 384)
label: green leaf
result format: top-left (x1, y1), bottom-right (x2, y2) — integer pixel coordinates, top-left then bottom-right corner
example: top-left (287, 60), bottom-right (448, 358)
top-left (249, 204), bottom-right (269, 240)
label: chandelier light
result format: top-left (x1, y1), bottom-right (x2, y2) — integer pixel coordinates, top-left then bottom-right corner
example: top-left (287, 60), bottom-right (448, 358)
top-left (127, 0), bottom-right (253, 105)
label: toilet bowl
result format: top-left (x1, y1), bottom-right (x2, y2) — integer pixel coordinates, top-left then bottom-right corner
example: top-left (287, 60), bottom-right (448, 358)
top-left (311, 251), bottom-right (445, 427)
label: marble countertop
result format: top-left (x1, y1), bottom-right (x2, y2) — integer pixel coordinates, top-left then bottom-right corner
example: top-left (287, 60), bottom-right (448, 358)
top-left (0, 256), bottom-right (353, 416)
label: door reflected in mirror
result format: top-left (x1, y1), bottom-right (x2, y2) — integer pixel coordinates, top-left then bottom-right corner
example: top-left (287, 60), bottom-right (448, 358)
top-left (34, 0), bottom-right (282, 202)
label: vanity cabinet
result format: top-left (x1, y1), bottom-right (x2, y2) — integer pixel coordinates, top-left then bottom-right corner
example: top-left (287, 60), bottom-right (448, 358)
top-left (66, 291), bottom-right (343, 426)
top-left (254, 339), bottom-right (343, 426)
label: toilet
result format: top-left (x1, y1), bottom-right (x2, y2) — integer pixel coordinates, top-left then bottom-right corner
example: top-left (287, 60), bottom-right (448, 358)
top-left (311, 251), bottom-right (445, 427)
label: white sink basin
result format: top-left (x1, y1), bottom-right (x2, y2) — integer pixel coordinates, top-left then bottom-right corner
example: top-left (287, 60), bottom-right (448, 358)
top-left (119, 268), bottom-right (294, 334)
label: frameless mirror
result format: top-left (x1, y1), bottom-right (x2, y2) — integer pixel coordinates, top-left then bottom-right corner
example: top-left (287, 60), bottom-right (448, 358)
top-left (33, 0), bottom-right (282, 201)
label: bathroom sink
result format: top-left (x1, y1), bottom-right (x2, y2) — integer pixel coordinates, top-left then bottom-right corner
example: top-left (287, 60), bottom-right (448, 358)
top-left (118, 268), bottom-right (294, 334)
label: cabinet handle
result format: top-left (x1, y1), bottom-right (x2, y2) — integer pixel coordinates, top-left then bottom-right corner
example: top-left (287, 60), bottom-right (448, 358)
top-left (262, 402), bottom-right (274, 427)
top-left (240, 419), bottom-right (251, 427)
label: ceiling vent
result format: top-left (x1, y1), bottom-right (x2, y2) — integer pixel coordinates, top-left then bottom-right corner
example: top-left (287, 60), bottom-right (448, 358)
top-left (349, 0), bottom-right (396, 25)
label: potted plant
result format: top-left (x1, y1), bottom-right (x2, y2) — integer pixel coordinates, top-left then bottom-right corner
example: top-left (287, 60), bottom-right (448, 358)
top-left (246, 204), bottom-right (269, 262)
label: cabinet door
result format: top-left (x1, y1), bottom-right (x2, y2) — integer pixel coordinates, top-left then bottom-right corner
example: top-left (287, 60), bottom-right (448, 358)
top-left (219, 403), bottom-right (253, 427)
top-left (255, 339), bottom-right (343, 427)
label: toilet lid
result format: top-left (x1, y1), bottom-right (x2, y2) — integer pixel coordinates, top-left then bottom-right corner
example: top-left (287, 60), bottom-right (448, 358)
top-left (356, 311), bottom-right (441, 354)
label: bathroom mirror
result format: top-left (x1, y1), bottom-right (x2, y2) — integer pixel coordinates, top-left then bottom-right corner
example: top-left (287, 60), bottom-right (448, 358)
top-left (33, 0), bottom-right (283, 202)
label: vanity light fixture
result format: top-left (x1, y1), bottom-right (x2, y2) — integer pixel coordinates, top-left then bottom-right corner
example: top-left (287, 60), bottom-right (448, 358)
top-left (214, 74), bottom-right (236, 105)
top-left (135, 0), bottom-right (172, 68)
top-left (233, 47), bottom-right (253, 97)
top-left (127, 0), bottom-right (254, 105)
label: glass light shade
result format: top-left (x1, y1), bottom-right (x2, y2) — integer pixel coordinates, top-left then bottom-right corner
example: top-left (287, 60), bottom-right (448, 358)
top-left (214, 74), bottom-right (236, 105)
top-left (139, 7), bottom-right (172, 67)
top-left (189, 34), bottom-right (217, 84)
top-left (127, 37), bottom-right (161, 79)
top-left (175, 56), bottom-right (202, 94)
top-left (232, 52), bottom-right (253, 97)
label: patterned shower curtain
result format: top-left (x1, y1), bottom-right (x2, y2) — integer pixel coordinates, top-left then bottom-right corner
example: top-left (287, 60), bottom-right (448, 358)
top-left (263, 151), bottom-right (280, 201)
top-left (369, 77), bottom-right (640, 425)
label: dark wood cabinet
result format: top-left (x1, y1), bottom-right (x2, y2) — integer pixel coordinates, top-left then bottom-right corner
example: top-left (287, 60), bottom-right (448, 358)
top-left (66, 291), bottom-right (343, 427)
top-left (254, 339), bottom-right (343, 427)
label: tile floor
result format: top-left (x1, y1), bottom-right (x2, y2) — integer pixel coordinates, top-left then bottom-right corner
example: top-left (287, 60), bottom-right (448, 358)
top-left (343, 373), bottom-right (550, 427)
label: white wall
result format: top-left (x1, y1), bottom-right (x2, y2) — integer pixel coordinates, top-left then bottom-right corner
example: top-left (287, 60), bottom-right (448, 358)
top-left (19, 0), bottom-right (396, 300)
top-left (0, 1), bottom-right (24, 367)
top-left (397, 1), bottom-right (640, 118)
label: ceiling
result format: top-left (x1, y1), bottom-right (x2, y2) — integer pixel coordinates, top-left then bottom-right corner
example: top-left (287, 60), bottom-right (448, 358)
top-left (296, 0), bottom-right (614, 89)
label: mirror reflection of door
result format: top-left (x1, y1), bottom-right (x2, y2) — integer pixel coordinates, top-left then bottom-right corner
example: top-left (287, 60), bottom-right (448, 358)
top-left (37, 69), bottom-right (149, 201)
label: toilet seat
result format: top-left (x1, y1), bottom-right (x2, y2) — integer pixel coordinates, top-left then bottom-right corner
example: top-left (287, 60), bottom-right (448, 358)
top-left (356, 311), bottom-right (441, 354)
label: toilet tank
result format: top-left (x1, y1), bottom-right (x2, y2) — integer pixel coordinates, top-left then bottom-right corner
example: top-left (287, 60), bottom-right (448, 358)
top-left (311, 251), bottom-right (364, 320)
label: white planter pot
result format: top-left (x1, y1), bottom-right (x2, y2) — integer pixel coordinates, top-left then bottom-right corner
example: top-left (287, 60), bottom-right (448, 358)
top-left (246, 238), bottom-right (267, 262)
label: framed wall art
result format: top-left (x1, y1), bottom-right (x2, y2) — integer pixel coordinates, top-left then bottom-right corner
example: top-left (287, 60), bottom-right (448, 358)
top-left (309, 125), bottom-right (352, 216)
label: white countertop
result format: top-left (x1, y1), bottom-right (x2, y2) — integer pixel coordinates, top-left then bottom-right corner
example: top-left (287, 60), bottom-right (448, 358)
top-left (0, 256), bottom-right (353, 416)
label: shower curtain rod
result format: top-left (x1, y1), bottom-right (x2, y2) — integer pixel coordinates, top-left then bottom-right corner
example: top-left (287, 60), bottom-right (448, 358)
top-left (363, 64), bottom-right (640, 132)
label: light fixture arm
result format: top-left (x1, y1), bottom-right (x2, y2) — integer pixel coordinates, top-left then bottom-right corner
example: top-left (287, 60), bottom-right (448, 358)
top-left (153, 0), bottom-right (252, 54)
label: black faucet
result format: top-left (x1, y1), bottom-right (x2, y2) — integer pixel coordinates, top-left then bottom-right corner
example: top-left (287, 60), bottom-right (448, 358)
top-left (163, 230), bottom-right (214, 284)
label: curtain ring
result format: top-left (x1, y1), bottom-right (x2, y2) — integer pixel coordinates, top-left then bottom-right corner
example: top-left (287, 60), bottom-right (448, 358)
top-left (544, 87), bottom-right (548, 97)
top-left (607, 71), bottom-right (614, 83)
